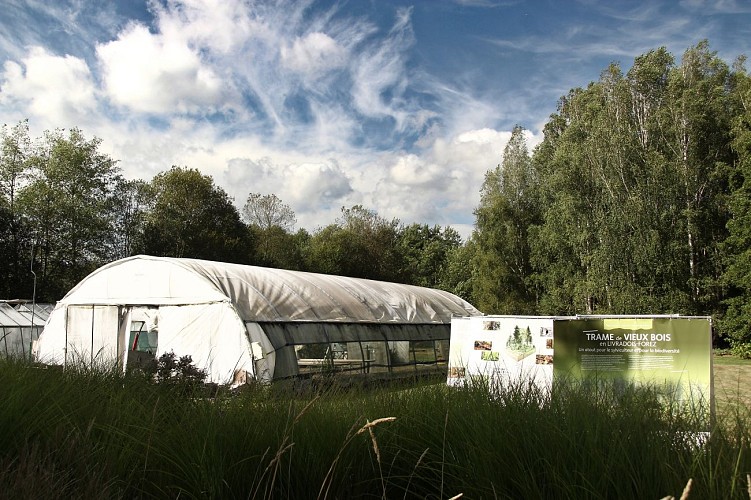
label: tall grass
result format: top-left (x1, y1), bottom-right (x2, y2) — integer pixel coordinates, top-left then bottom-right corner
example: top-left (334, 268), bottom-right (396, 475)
top-left (0, 358), bottom-right (749, 499)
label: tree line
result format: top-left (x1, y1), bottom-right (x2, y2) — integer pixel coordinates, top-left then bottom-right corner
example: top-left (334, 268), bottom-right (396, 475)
top-left (1, 41), bottom-right (750, 352)
top-left (0, 125), bottom-right (461, 302)
top-left (471, 41), bottom-right (751, 353)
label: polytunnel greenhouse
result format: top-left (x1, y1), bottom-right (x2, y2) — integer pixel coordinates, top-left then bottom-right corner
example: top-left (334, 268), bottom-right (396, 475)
top-left (0, 301), bottom-right (53, 358)
top-left (36, 255), bottom-right (483, 384)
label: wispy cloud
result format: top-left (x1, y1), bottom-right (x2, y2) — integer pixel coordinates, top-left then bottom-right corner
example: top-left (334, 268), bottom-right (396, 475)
top-left (0, 0), bottom-right (748, 240)
top-left (679, 0), bottom-right (751, 14)
top-left (451, 0), bottom-right (522, 7)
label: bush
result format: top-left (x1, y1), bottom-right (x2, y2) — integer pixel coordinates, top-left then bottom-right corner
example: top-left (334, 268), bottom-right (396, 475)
top-left (731, 342), bottom-right (751, 359)
top-left (154, 351), bottom-right (207, 392)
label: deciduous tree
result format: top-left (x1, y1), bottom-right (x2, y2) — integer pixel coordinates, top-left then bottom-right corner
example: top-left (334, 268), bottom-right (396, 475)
top-left (242, 193), bottom-right (301, 268)
top-left (397, 223), bottom-right (461, 288)
top-left (16, 128), bottom-right (121, 300)
top-left (720, 58), bottom-right (751, 351)
top-left (141, 166), bottom-right (251, 263)
top-left (473, 125), bottom-right (540, 314)
top-left (307, 205), bottom-right (402, 281)
top-left (0, 120), bottom-right (33, 298)
top-left (243, 193), bottom-right (296, 231)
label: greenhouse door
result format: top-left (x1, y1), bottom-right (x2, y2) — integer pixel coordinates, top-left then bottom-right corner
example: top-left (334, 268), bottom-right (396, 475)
top-left (122, 307), bottom-right (160, 371)
top-left (65, 305), bottom-right (120, 367)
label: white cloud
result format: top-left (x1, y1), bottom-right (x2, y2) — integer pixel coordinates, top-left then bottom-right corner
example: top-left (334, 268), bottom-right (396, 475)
top-left (285, 161), bottom-right (353, 210)
top-left (281, 32), bottom-right (346, 78)
top-left (154, 0), bottom-right (257, 54)
top-left (96, 23), bottom-right (224, 114)
top-left (0, 46), bottom-right (97, 127)
top-left (222, 155), bottom-right (353, 229)
top-left (389, 154), bottom-right (444, 186)
top-left (335, 128), bottom-right (516, 236)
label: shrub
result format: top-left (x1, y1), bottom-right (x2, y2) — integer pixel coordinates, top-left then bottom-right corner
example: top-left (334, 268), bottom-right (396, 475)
top-left (154, 351), bottom-right (207, 392)
top-left (731, 342), bottom-right (751, 360)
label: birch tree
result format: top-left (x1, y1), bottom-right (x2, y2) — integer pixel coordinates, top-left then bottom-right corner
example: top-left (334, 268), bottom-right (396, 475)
top-left (473, 125), bottom-right (539, 313)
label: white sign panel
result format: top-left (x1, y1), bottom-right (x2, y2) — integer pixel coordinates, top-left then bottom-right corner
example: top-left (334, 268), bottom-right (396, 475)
top-left (447, 316), bottom-right (555, 390)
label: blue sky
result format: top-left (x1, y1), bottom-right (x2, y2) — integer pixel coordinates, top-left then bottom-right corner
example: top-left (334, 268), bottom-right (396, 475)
top-left (1, 0), bottom-right (750, 239)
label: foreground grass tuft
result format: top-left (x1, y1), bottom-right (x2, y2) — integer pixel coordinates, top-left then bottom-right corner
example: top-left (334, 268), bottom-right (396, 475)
top-left (0, 358), bottom-right (749, 499)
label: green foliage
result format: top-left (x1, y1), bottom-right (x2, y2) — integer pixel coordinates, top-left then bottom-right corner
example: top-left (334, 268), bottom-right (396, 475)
top-left (720, 59), bottom-right (751, 348)
top-left (432, 41), bottom-right (751, 352)
top-left (469, 42), bottom-right (739, 327)
top-left (153, 351), bottom-right (207, 394)
top-left (436, 240), bottom-right (476, 302)
top-left (472, 125), bottom-right (540, 314)
top-left (397, 223), bottom-right (461, 288)
top-left (0, 121), bottom-right (30, 206)
top-left (732, 342), bottom-right (751, 360)
top-left (109, 179), bottom-right (151, 260)
top-left (242, 193), bottom-right (304, 269)
top-left (307, 205), bottom-right (403, 281)
top-left (249, 224), bottom-right (310, 270)
top-left (16, 128), bottom-right (122, 300)
top-left (0, 202), bottom-right (27, 298)
top-left (141, 166), bottom-right (251, 263)
top-left (1, 358), bottom-right (749, 498)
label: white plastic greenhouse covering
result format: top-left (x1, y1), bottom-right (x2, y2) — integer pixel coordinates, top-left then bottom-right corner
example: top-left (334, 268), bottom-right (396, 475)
top-left (0, 302), bottom-right (53, 358)
top-left (36, 255), bottom-right (482, 384)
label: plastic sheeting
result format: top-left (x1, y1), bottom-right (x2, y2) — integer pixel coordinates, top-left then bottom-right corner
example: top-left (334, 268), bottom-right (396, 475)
top-left (54, 255), bottom-right (480, 323)
top-left (37, 255), bottom-right (483, 384)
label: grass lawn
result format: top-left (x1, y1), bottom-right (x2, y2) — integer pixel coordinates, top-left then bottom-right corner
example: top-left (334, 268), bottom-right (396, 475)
top-left (713, 353), bottom-right (751, 419)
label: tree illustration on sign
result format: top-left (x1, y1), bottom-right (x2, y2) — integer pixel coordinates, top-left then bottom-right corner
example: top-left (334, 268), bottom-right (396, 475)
top-left (506, 325), bottom-right (535, 361)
